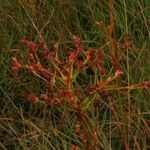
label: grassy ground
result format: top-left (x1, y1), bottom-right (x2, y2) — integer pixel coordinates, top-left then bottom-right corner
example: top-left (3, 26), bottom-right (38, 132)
top-left (0, 0), bottom-right (150, 149)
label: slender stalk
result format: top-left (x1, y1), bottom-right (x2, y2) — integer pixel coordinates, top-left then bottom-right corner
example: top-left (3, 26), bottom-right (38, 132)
top-left (123, 0), bottom-right (130, 149)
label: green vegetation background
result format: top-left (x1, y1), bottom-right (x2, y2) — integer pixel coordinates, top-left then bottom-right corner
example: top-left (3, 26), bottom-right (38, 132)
top-left (0, 0), bottom-right (149, 149)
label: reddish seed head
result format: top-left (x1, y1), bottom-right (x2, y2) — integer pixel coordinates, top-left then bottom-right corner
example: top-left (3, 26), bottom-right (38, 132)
top-left (45, 98), bottom-right (60, 106)
top-left (64, 89), bottom-right (74, 102)
top-left (50, 76), bottom-right (56, 86)
top-left (72, 103), bottom-right (79, 110)
top-left (33, 63), bottom-right (43, 70)
top-left (11, 57), bottom-right (21, 68)
top-left (88, 86), bottom-right (97, 95)
top-left (57, 86), bottom-right (65, 99)
top-left (11, 57), bottom-right (18, 63)
top-left (141, 81), bottom-right (150, 89)
top-left (97, 61), bottom-right (106, 75)
top-left (72, 35), bottom-right (83, 55)
top-left (39, 40), bottom-right (46, 48)
top-left (107, 77), bottom-right (112, 83)
top-left (11, 66), bottom-right (20, 75)
top-left (98, 82), bottom-right (107, 92)
top-left (99, 20), bottom-right (104, 27)
top-left (68, 51), bottom-right (76, 64)
top-left (27, 53), bottom-right (36, 63)
top-left (107, 25), bottom-right (114, 35)
top-left (42, 49), bottom-right (51, 59)
top-left (25, 92), bottom-right (39, 103)
top-left (70, 145), bottom-right (79, 150)
top-left (54, 42), bottom-right (59, 50)
top-left (115, 70), bottom-right (124, 78)
top-left (75, 123), bottom-right (80, 133)
top-left (92, 129), bottom-right (98, 145)
top-left (27, 53), bottom-right (34, 59)
top-left (124, 40), bottom-right (132, 49)
top-left (54, 99), bottom-right (61, 106)
top-left (86, 49), bottom-right (96, 60)
top-left (24, 65), bottom-right (35, 74)
top-left (28, 42), bottom-right (37, 52)
top-left (40, 94), bottom-right (48, 100)
top-left (20, 39), bottom-right (28, 45)
top-left (79, 133), bottom-right (87, 143)
top-left (77, 60), bottom-right (84, 71)
top-left (96, 49), bottom-right (104, 58)
top-left (44, 97), bottom-right (51, 104)
top-left (72, 35), bottom-right (82, 52)
top-left (57, 87), bottom-right (74, 102)
top-left (62, 68), bottom-right (70, 77)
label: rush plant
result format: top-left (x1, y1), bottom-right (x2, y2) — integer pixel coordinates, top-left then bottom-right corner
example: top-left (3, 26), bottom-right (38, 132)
top-left (11, 34), bottom-right (150, 149)
top-left (6, 0), bottom-right (149, 149)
